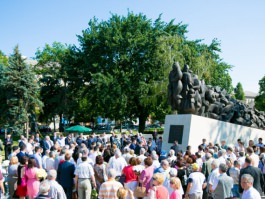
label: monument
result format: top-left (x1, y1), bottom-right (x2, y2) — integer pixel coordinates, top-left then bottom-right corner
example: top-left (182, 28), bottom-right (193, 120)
top-left (163, 62), bottom-right (265, 153)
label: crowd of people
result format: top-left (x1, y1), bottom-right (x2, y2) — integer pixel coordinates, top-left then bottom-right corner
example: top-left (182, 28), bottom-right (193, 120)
top-left (0, 131), bottom-right (265, 199)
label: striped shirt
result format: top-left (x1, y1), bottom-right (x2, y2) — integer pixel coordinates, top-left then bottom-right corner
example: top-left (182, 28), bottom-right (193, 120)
top-left (98, 180), bottom-right (123, 199)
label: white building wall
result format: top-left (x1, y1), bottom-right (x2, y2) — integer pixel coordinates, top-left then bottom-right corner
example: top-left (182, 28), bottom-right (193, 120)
top-left (162, 114), bottom-right (265, 154)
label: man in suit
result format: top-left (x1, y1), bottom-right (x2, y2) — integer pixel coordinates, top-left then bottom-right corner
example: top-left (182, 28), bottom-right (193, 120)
top-left (42, 136), bottom-right (51, 155)
top-left (212, 163), bottom-right (233, 199)
top-left (239, 156), bottom-right (264, 195)
top-left (4, 134), bottom-right (13, 159)
top-left (17, 144), bottom-right (27, 161)
top-left (57, 152), bottom-right (75, 199)
top-left (170, 140), bottom-right (182, 155)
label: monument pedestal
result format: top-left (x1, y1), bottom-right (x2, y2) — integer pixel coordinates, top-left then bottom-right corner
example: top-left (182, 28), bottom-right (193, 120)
top-left (162, 114), bottom-right (265, 154)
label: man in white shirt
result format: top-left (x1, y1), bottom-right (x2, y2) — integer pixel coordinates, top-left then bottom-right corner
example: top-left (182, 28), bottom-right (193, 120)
top-left (217, 150), bottom-right (226, 165)
top-left (226, 147), bottom-right (237, 162)
top-left (26, 138), bottom-right (34, 155)
top-left (208, 159), bottom-right (220, 195)
top-left (108, 149), bottom-right (127, 176)
top-left (74, 154), bottom-right (96, 199)
top-left (185, 163), bottom-right (207, 199)
top-left (246, 147), bottom-right (259, 167)
top-left (57, 134), bottom-right (65, 147)
top-left (46, 151), bottom-right (56, 171)
top-left (241, 174), bottom-right (261, 199)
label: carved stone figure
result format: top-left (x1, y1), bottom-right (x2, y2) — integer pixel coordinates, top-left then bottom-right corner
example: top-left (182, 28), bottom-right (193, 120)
top-left (167, 62), bottom-right (265, 129)
top-left (168, 62), bottom-right (183, 110)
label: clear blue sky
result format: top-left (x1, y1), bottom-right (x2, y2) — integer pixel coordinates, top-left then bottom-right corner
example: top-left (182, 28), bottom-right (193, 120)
top-left (1, 0), bottom-right (264, 93)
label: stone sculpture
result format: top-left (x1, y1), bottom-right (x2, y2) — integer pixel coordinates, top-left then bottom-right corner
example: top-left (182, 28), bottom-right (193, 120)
top-left (168, 62), bottom-right (265, 129)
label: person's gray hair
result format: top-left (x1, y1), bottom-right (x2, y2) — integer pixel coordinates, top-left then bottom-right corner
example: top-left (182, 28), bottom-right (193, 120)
top-left (39, 180), bottom-right (51, 194)
top-left (48, 169), bottom-right (57, 179)
top-left (219, 163), bottom-right (228, 173)
top-left (107, 169), bottom-right (117, 179)
top-left (152, 153), bottom-right (158, 160)
top-left (140, 148), bottom-right (146, 154)
top-left (45, 150), bottom-right (50, 156)
top-left (161, 160), bottom-right (169, 166)
top-left (49, 151), bottom-right (55, 158)
top-left (205, 153), bottom-right (212, 160)
top-left (169, 149), bottom-right (175, 156)
top-left (80, 143), bottom-right (87, 149)
top-left (241, 174), bottom-right (254, 184)
top-left (124, 147), bottom-right (130, 153)
top-left (115, 149), bottom-right (121, 157)
top-left (211, 159), bottom-right (220, 168)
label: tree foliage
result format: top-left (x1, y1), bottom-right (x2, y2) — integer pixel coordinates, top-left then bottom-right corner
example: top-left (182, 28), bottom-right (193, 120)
top-left (0, 46), bottom-right (43, 134)
top-left (235, 82), bottom-right (245, 100)
top-left (72, 12), bottom-right (233, 132)
top-left (255, 76), bottom-right (265, 111)
top-left (34, 42), bottom-right (79, 131)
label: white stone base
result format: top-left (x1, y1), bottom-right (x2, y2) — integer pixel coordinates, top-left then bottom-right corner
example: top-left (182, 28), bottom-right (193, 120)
top-left (162, 114), bottom-right (265, 154)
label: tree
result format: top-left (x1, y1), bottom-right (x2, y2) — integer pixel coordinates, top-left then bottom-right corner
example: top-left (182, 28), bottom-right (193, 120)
top-left (235, 82), bottom-right (245, 100)
top-left (35, 42), bottom-right (78, 131)
top-left (66, 12), bottom-right (234, 132)
top-left (255, 76), bottom-right (265, 111)
top-left (0, 50), bottom-right (8, 67)
top-left (0, 46), bottom-right (43, 135)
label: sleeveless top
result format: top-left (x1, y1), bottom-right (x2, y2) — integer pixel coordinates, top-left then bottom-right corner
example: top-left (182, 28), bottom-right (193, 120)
top-left (156, 185), bottom-right (169, 199)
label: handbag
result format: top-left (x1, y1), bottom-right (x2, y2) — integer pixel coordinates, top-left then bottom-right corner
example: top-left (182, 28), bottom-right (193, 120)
top-left (133, 182), bottom-right (146, 197)
top-left (91, 188), bottom-right (98, 199)
top-left (117, 174), bottom-right (126, 185)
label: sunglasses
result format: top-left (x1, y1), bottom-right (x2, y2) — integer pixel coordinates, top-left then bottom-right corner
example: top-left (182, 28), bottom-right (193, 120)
top-left (170, 182), bottom-right (174, 184)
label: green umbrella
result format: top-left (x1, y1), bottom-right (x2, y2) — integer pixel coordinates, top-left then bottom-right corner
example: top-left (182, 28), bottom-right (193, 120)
top-left (65, 125), bottom-right (92, 133)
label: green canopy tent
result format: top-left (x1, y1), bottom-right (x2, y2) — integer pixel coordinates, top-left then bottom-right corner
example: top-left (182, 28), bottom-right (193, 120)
top-left (65, 125), bottom-right (92, 133)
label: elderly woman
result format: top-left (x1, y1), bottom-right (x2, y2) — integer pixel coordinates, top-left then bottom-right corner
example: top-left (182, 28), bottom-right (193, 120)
top-left (139, 157), bottom-right (154, 196)
top-left (168, 149), bottom-right (177, 165)
top-left (7, 156), bottom-right (19, 197)
top-left (148, 173), bottom-right (169, 199)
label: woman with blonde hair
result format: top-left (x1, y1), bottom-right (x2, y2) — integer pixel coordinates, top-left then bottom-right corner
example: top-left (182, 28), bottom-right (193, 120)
top-left (148, 173), bottom-right (169, 199)
top-left (117, 187), bottom-right (134, 199)
top-left (7, 156), bottom-right (19, 197)
top-left (169, 177), bottom-right (182, 199)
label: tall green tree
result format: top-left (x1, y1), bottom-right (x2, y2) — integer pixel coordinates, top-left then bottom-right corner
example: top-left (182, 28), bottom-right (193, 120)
top-left (0, 50), bottom-right (9, 67)
top-left (235, 82), bottom-right (245, 100)
top-left (75, 13), bottom-right (189, 132)
top-left (35, 42), bottom-right (78, 131)
top-left (255, 76), bottom-right (265, 111)
top-left (0, 46), bottom-right (43, 134)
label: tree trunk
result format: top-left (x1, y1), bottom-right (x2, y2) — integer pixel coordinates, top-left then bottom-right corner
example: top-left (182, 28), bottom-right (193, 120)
top-left (138, 111), bottom-right (147, 133)
top-left (59, 114), bottom-right (64, 132)
top-left (53, 116), bottom-right (56, 132)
